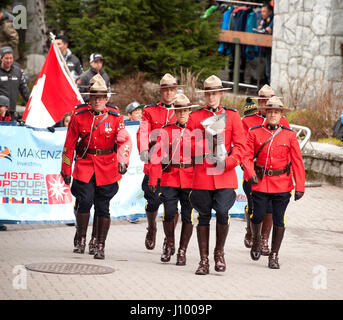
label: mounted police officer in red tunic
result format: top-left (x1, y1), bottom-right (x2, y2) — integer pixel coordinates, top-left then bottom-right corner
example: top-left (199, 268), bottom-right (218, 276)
top-left (244, 96), bottom-right (305, 269)
top-left (61, 74), bottom-right (132, 260)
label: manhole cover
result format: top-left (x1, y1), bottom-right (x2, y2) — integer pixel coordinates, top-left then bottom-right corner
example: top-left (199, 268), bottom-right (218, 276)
top-left (25, 262), bottom-right (115, 275)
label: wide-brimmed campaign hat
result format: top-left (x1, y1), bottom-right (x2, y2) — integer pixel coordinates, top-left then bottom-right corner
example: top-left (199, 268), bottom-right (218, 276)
top-left (83, 74), bottom-right (114, 96)
top-left (159, 73), bottom-right (184, 89)
top-left (258, 84), bottom-right (282, 99)
top-left (168, 93), bottom-right (199, 110)
top-left (260, 96), bottom-right (290, 112)
top-left (197, 75), bottom-right (232, 93)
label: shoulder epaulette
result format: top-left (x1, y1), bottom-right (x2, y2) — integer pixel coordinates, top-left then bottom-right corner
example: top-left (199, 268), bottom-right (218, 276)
top-left (281, 125), bottom-right (293, 131)
top-left (74, 103), bottom-right (88, 109)
top-left (108, 110), bottom-right (120, 117)
top-left (223, 106), bottom-right (237, 112)
top-left (75, 108), bottom-right (89, 115)
top-left (145, 104), bottom-right (159, 108)
top-left (249, 125), bottom-right (263, 130)
top-left (190, 107), bottom-right (204, 113)
top-left (106, 103), bottom-right (119, 110)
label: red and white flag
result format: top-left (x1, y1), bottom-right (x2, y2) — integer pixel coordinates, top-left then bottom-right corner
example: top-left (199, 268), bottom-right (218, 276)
top-left (22, 42), bottom-right (83, 128)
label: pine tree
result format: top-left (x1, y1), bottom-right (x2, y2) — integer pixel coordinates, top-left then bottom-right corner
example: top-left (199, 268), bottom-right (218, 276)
top-left (47, 0), bottom-right (225, 81)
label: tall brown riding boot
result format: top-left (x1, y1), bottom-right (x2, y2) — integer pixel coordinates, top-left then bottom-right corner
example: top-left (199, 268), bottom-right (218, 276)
top-left (73, 213), bottom-right (90, 254)
top-left (250, 221), bottom-right (262, 261)
top-left (261, 213), bottom-right (273, 256)
top-left (176, 222), bottom-right (193, 266)
top-left (195, 225), bottom-right (210, 275)
top-left (244, 210), bottom-right (252, 248)
top-left (268, 225), bottom-right (285, 269)
top-left (73, 214), bottom-right (78, 251)
top-left (214, 222), bottom-right (229, 272)
top-left (88, 215), bottom-right (98, 255)
top-left (145, 210), bottom-right (158, 250)
top-left (163, 212), bottom-right (180, 255)
top-left (161, 220), bottom-right (175, 262)
top-left (94, 217), bottom-right (111, 260)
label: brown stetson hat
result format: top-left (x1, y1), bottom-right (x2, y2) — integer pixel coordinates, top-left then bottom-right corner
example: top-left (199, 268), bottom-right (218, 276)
top-left (83, 73), bottom-right (115, 96)
top-left (168, 93), bottom-right (199, 110)
top-left (259, 96), bottom-right (290, 113)
top-left (258, 84), bottom-right (282, 99)
top-left (196, 75), bottom-right (232, 93)
top-left (159, 73), bottom-right (185, 89)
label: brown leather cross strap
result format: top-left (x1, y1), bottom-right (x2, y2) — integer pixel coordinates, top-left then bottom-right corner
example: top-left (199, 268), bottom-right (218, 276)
top-left (255, 163), bottom-right (291, 177)
top-left (86, 148), bottom-right (115, 156)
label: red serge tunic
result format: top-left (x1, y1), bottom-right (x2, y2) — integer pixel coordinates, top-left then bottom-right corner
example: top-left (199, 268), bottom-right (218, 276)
top-left (184, 106), bottom-right (246, 190)
top-left (149, 123), bottom-right (194, 189)
top-left (244, 124), bottom-right (305, 193)
top-left (136, 102), bottom-right (177, 177)
top-left (241, 112), bottom-right (290, 181)
top-left (61, 105), bottom-right (132, 186)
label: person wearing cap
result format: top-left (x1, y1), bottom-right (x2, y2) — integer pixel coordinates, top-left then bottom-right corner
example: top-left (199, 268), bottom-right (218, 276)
top-left (0, 11), bottom-right (19, 61)
top-left (126, 101), bottom-right (144, 121)
top-left (184, 75), bottom-right (246, 275)
top-left (77, 53), bottom-right (110, 102)
top-left (137, 73), bottom-right (181, 251)
top-left (0, 46), bottom-right (30, 119)
top-left (241, 84), bottom-right (290, 255)
top-left (61, 74), bottom-right (132, 260)
top-left (55, 35), bottom-right (83, 81)
top-left (0, 94), bottom-right (12, 121)
top-left (148, 94), bottom-right (198, 265)
top-left (243, 96), bottom-right (305, 269)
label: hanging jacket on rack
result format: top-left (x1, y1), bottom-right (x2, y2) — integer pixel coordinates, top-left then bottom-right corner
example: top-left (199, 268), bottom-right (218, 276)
top-left (245, 10), bottom-right (259, 60)
top-left (232, 6), bottom-right (251, 59)
top-left (218, 6), bottom-right (233, 54)
top-left (202, 3), bottom-right (219, 18)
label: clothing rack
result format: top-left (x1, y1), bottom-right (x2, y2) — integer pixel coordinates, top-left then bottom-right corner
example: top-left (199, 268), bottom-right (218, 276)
top-left (216, 0), bottom-right (263, 7)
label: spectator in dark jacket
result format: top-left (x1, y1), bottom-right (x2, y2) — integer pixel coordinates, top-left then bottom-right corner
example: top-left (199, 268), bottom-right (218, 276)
top-left (77, 53), bottom-right (110, 102)
top-left (0, 46), bottom-right (30, 119)
top-left (55, 35), bottom-right (83, 81)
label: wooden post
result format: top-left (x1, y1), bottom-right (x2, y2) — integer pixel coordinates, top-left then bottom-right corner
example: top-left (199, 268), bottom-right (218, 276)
top-left (233, 38), bottom-right (240, 95)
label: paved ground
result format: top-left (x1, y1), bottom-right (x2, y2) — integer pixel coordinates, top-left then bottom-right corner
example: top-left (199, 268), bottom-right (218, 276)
top-left (1, 183), bottom-right (342, 301)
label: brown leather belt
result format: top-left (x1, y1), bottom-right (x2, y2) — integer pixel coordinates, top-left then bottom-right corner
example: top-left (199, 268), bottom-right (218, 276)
top-left (255, 163), bottom-right (291, 177)
top-left (170, 163), bottom-right (193, 169)
top-left (86, 148), bottom-right (115, 156)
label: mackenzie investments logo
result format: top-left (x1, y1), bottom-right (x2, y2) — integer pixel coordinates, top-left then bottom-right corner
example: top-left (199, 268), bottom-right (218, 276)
top-left (0, 147), bottom-right (12, 162)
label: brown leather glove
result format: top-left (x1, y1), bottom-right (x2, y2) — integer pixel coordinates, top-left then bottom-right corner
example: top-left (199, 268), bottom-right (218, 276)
top-left (294, 191), bottom-right (304, 201)
top-left (248, 176), bottom-right (259, 185)
top-left (60, 171), bottom-right (71, 185)
top-left (140, 150), bottom-right (149, 163)
top-left (118, 162), bottom-right (127, 175)
top-left (149, 185), bottom-right (157, 193)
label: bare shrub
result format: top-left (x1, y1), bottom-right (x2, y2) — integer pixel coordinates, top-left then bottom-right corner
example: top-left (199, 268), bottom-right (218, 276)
top-left (283, 77), bottom-right (343, 139)
top-left (109, 72), bottom-right (160, 114)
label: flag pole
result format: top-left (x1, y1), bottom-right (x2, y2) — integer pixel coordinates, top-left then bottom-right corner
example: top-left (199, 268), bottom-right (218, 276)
top-left (49, 32), bottom-right (83, 102)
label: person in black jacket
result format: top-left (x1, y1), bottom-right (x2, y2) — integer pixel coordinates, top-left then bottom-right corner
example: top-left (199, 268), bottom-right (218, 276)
top-left (76, 53), bottom-right (110, 103)
top-left (55, 35), bottom-right (83, 81)
top-left (0, 46), bottom-right (30, 119)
